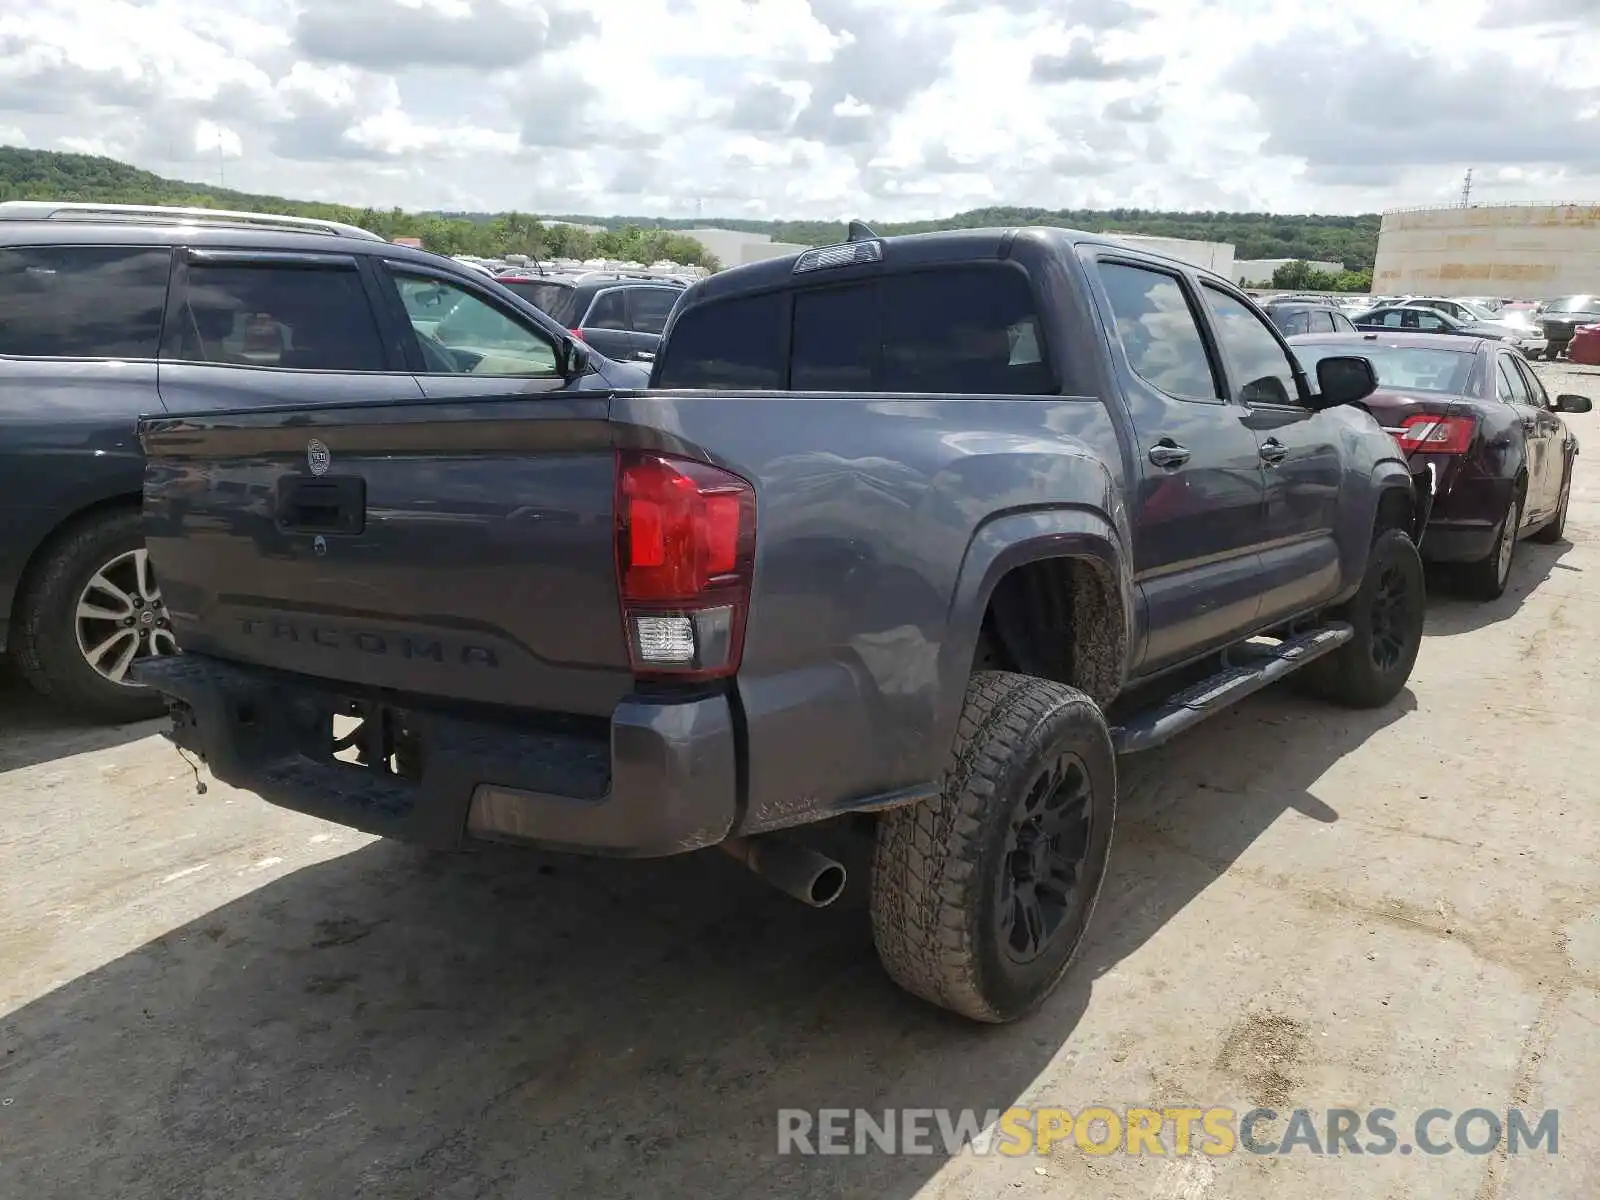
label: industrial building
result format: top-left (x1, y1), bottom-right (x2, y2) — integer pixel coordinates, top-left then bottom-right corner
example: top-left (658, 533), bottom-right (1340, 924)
top-left (1105, 234), bottom-right (1234, 280)
top-left (1373, 202), bottom-right (1600, 300)
top-left (1234, 258), bottom-right (1345, 286)
top-left (680, 227), bottom-right (812, 269)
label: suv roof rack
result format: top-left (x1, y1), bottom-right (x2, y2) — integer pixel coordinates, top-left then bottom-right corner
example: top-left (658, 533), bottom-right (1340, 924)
top-left (572, 270), bottom-right (688, 285)
top-left (0, 201), bottom-right (387, 242)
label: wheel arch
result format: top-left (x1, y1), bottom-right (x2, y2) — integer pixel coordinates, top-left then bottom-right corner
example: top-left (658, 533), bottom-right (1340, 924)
top-left (8, 492), bottom-right (143, 635)
top-left (937, 507), bottom-right (1131, 753)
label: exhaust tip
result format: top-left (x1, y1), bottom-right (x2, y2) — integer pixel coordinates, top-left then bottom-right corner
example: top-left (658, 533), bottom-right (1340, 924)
top-left (720, 835), bottom-right (847, 908)
top-left (808, 863), bottom-right (847, 908)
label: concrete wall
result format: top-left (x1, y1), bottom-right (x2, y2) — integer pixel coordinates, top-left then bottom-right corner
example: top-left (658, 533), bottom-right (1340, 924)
top-left (1234, 258), bottom-right (1345, 285)
top-left (1374, 204), bottom-right (1600, 300)
top-left (1108, 235), bottom-right (1235, 281)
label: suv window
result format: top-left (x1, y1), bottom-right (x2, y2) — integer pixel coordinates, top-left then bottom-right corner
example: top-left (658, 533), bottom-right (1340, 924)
top-left (655, 291), bottom-right (785, 388)
top-left (1098, 262), bottom-right (1218, 401)
top-left (173, 261), bottom-right (387, 371)
top-left (585, 290), bottom-right (628, 330)
top-left (630, 288), bottom-right (679, 336)
top-left (0, 246), bottom-right (170, 359)
top-left (1201, 285), bottom-right (1300, 405)
top-left (501, 280), bottom-right (578, 324)
top-left (394, 273), bottom-right (559, 376)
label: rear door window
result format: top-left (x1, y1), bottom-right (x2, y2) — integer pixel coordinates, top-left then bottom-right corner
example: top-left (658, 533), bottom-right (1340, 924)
top-left (654, 291), bottom-right (785, 388)
top-left (584, 290), bottom-right (628, 330)
top-left (1495, 358), bottom-right (1529, 406)
top-left (629, 288), bottom-right (679, 336)
top-left (0, 245), bottom-right (171, 358)
top-left (879, 267), bottom-right (1051, 394)
top-left (171, 261), bottom-right (388, 371)
top-left (1512, 355), bottom-right (1550, 407)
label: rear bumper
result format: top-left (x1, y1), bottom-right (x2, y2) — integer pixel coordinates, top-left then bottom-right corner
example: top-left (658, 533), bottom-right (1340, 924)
top-left (132, 655), bottom-right (739, 858)
top-left (1421, 518), bottom-right (1499, 563)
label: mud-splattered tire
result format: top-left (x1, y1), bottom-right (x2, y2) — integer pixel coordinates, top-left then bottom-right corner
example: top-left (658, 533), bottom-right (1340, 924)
top-left (869, 672), bottom-right (1116, 1023)
top-left (1296, 528), bottom-right (1425, 709)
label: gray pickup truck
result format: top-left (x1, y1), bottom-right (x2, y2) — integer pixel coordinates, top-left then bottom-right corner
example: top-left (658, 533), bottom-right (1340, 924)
top-left (134, 225), bottom-right (1428, 1023)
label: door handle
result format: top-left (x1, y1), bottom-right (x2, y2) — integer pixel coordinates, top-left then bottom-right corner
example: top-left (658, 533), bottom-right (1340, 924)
top-left (1259, 438), bottom-right (1288, 465)
top-left (1147, 440), bottom-right (1190, 468)
top-left (636, 351), bottom-right (656, 361)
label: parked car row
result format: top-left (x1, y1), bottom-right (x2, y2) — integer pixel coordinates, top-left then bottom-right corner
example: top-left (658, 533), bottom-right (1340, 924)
top-left (0, 200), bottom-right (650, 721)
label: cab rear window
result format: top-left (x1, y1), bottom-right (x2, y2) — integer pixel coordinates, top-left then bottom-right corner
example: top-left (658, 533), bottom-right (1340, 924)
top-left (655, 265), bottom-right (1053, 394)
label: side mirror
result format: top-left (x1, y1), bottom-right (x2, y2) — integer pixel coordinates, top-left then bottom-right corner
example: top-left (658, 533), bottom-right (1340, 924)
top-left (563, 337), bottom-right (592, 379)
top-left (1314, 354), bottom-right (1378, 408)
top-left (1554, 393), bottom-right (1593, 414)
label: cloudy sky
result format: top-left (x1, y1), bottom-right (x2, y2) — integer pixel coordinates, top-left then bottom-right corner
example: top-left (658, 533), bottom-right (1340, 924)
top-left (1, 0), bottom-right (1597, 219)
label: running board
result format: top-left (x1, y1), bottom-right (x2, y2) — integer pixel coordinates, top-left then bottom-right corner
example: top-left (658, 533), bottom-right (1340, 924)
top-left (1111, 622), bottom-right (1354, 755)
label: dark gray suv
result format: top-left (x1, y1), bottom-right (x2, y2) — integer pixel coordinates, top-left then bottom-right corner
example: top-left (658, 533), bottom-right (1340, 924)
top-left (0, 201), bottom-right (645, 721)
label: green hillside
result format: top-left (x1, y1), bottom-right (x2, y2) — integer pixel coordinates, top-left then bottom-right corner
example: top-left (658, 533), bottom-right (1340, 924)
top-left (1, 146), bottom-right (1381, 271)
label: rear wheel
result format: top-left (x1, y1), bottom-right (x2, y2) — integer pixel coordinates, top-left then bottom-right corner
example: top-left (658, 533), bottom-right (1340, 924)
top-left (870, 672), bottom-right (1116, 1023)
top-left (14, 508), bottom-right (175, 722)
top-left (1531, 461), bottom-right (1571, 544)
top-left (1296, 528), bottom-right (1425, 709)
top-left (1458, 490), bottom-right (1522, 600)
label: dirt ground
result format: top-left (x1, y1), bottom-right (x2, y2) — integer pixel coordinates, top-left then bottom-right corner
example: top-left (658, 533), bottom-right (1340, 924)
top-left (3, 363), bottom-right (1598, 1200)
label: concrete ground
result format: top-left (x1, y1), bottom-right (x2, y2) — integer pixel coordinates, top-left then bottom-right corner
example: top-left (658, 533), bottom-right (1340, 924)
top-left (2, 363), bottom-right (1597, 1200)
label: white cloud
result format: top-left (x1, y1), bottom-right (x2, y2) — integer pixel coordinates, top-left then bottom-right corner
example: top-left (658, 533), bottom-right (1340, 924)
top-left (0, 0), bottom-right (1596, 218)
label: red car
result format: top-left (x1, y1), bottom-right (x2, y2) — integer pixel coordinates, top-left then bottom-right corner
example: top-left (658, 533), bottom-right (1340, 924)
top-left (1569, 323), bottom-right (1600, 366)
top-left (1291, 332), bottom-right (1591, 599)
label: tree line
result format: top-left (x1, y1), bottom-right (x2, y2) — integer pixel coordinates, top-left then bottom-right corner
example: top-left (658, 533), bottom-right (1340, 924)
top-left (0, 148), bottom-right (719, 268)
top-left (1, 146), bottom-right (1384, 272)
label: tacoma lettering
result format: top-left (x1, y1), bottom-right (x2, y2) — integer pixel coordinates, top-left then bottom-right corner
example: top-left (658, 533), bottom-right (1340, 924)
top-left (237, 617), bottom-right (497, 667)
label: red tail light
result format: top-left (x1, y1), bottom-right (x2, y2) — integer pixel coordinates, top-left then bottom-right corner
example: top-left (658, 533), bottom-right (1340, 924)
top-left (1393, 413), bottom-right (1476, 455)
top-left (615, 451), bottom-right (756, 680)
top-left (569, 328), bottom-right (586, 342)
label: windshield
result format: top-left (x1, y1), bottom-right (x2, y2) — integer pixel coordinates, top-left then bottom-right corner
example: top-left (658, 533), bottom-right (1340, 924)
top-left (1548, 295), bottom-right (1600, 314)
top-left (1294, 343), bottom-right (1476, 396)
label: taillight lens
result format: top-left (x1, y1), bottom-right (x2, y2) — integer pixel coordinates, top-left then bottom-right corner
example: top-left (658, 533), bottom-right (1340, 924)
top-left (615, 451), bottom-right (756, 680)
top-left (569, 328), bottom-right (586, 342)
top-left (1393, 414), bottom-right (1476, 455)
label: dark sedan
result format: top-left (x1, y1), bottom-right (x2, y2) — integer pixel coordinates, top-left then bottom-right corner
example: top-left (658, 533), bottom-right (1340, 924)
top-left (1291, 332), bottom-right (1591, 599)
top-left (1261, 301), bottom-right (1357, 336)
top-left (1352, 305), bottom-right (1521, 346)
top-left (1537, 295), bottom-right (1600, 359)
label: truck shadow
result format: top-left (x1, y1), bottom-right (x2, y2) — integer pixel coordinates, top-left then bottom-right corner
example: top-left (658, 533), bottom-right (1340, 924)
top-left (0, 688), bottom-right (1412, 1199)
top-left (0, 665), bottom-right (159, 773)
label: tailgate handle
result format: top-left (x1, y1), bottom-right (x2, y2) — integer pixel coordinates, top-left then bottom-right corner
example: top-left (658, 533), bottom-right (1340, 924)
top-left (276, 476), bottom-right (366, 534)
